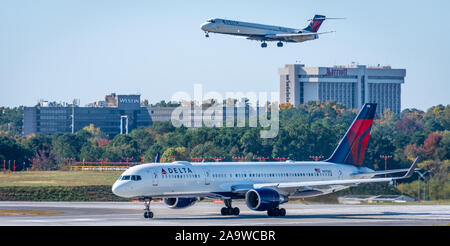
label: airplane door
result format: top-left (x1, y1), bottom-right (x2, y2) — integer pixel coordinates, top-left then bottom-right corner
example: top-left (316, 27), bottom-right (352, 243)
top-left (204, 168), bottom-right (211, 185)
top-left (152, 169), bottom-right (158, 186)
top-left (338, 169), bottom-right (343, 180)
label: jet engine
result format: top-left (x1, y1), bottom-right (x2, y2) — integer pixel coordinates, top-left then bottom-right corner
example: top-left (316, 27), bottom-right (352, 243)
top-left (163, 197), bottom-right (198, 209)
top-left (245, 188), bottom-right (288, 211)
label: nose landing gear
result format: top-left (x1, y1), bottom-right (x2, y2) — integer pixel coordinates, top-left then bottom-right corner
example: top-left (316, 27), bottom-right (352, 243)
top-left (261, 42), bottom-right (268, 48)
top-left (205, 32), bottom-right (209, 38)
top-left (220, 199), bottom-right (240, 216)
top-left (277, 41), bottom-right (283, 47)
top-left (143, 197), bottom-right (154, 219)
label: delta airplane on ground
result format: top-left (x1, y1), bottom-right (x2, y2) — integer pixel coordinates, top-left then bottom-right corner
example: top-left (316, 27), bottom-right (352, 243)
top-left (112, 103), bottom-right (418, 218)
top-left (200, 14), bottom-right (342, 48)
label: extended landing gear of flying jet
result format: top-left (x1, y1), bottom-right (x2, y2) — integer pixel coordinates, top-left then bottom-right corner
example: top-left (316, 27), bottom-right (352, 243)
top-left (277, 41), bottom-right (283, 47)
top-left (261, 42), bottom-right (267, 48)
top-left (267, 207), bottom-right (286, 217)
top-left (220, 199), bottom-right (240, 216)
top-left (143, 197), bottom-right (154, 219)
top-left (205, 32), bottom-right (209, 38)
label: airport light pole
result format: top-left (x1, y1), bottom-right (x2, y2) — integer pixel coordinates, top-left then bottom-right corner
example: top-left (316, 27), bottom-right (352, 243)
top-left (380, 155), bottom-right (392, 177)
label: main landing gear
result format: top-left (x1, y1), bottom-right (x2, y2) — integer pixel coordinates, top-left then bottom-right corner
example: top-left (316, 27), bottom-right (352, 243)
top-left (261, 41), bottom-right (284, 48)
top-left (220, 199), bottom-right (240, 216)
top-left (267, 207), bottom-right (286, 217)
top-left (143, 197), bottom-right (154, 219)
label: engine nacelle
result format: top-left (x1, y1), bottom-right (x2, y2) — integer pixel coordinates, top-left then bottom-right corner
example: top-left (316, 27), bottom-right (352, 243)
top-left (245, 188), bottom-right (288, 211)
top-left (163, 197), bottom-right (197, 209)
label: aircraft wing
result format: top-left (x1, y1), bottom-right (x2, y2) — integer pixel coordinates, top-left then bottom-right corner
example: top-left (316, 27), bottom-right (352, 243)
top-left (253, 157), bottom-right (418, 191)
top-left (230, 157), bottom-right (418, 195)
top-left (245, 31), bottom-right (334, 42)
top-left (351, 169), bottom-right (415, 179)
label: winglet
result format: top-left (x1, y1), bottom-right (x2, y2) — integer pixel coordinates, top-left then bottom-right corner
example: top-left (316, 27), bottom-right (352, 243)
top-left (395, 157), bottom-right (419, 180)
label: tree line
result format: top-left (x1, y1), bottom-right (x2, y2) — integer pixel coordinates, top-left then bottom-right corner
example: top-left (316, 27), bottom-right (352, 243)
top-left (0, 101), bottom-right (448, 199)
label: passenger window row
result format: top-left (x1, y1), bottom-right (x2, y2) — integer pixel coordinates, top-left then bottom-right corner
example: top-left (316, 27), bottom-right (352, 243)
top-left (213, 172), bottom-right (332, 178)
top-left (162, 174), bottom-right (200, 179)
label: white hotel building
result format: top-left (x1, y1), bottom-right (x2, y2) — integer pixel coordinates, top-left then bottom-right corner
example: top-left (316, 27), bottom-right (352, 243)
top-left (279, 64), bottom-right (406, 114)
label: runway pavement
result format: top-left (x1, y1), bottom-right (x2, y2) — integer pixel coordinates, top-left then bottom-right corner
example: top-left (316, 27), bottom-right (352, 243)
top-left (0, 201), bottom-right (449, 226)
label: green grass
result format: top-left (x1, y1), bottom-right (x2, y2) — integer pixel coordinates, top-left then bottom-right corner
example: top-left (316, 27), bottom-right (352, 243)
top-left (0, 171), bottom-right (122, 187)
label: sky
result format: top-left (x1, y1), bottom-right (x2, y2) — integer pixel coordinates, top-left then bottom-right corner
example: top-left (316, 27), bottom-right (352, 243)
top-left (1, 0), bottom-right (449, 111)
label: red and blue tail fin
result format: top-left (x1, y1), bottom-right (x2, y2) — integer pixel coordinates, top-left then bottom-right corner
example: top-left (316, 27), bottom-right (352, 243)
top-left (326, 103), bottom-right (377, 166)
top-left (303, 15), bottom-right (326, 33)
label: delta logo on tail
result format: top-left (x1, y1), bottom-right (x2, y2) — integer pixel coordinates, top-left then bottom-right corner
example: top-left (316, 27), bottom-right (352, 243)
top-left (303, 15), bottom-right (326, 33)
top-left (326, 103), bottom-right (377, 166)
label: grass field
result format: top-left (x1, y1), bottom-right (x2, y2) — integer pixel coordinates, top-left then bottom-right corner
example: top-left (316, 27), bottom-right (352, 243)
top-left (0, 171), bottom-right (122, 187)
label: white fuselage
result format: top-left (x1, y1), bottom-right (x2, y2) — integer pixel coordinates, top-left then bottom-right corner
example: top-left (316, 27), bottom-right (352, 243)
top-left (112, 161), bottom-right (369, 199)
top-left (200, 18), bottom-right (301, 37)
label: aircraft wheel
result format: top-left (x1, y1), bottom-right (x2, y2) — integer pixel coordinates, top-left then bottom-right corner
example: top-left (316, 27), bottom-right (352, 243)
top-left (268, 208), bottom-right (285, 216)
top-left (261, 42), bottom-right (267, 48)
top-left (277, 42), bottom-right (283, 47)
top-left (221, 207), bottom-right (227, 215)
top-left (233, 207), bottom-right (240, 215)
top-left (144, 211), bottom-right (154, 218)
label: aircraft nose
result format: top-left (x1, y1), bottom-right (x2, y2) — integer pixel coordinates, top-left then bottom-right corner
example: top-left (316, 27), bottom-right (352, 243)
top-left (200, 22), bottom-right (210, 31)
top-left (112, 181), bottom-right (128, 198)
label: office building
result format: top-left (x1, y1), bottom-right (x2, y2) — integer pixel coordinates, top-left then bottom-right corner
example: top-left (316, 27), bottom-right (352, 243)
top-left (279, 64), bottom-right (406, 114)
top-left (23, 94), bottom-right (257, 137)
top-left (23, 94), bottom-right (152, 137)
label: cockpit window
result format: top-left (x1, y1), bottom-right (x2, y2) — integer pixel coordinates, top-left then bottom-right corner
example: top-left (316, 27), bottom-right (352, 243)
top-left (207, 18), bottom-right (215, 23)
top-left (121, 175), bottom-right (142, 181)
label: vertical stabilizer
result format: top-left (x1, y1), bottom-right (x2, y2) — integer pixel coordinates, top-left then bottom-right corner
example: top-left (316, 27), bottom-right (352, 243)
top-left (326, 103), bottom-right (377, 166)
top-left (303, 15), bottom-right (326, 33)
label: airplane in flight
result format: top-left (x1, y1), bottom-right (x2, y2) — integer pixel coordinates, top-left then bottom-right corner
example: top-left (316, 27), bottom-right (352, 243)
top-left (112, 103), bottom-right (419, 218)
top-left (200, 14), bottom-right (342, 48)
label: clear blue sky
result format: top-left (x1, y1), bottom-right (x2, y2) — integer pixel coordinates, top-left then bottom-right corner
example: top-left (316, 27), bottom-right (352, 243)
top-left (1, 0), bottom-right (449, 110)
